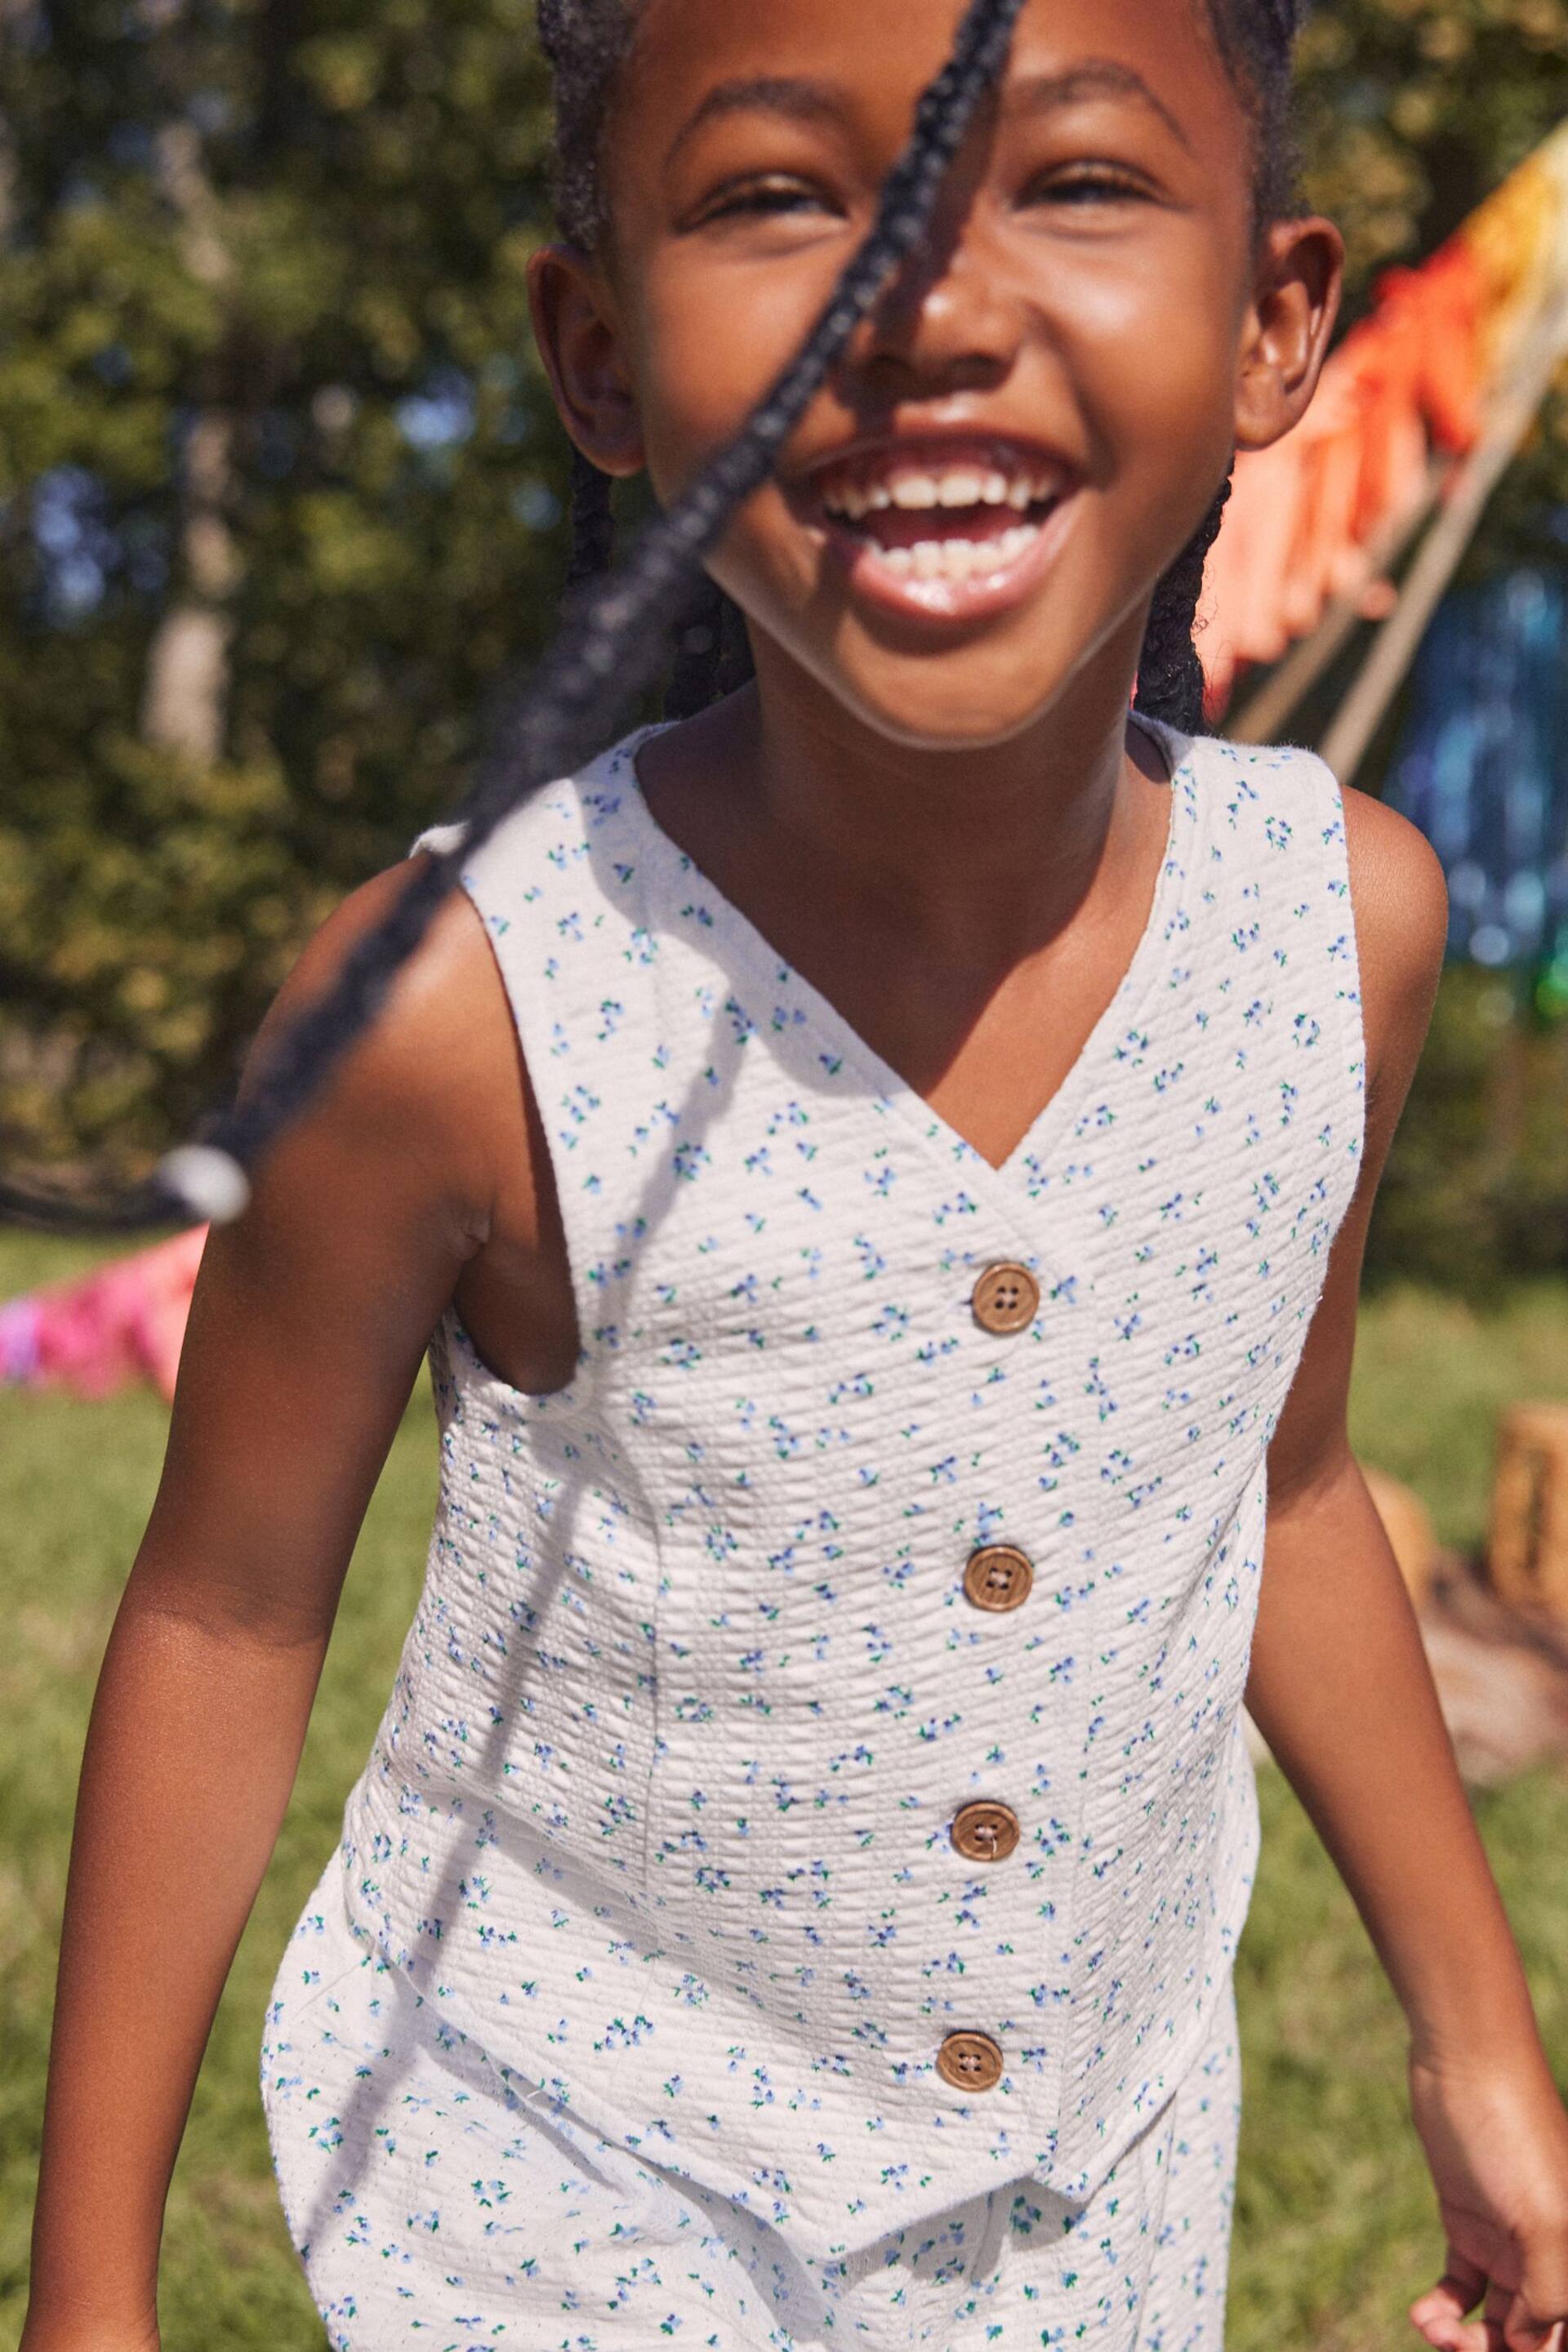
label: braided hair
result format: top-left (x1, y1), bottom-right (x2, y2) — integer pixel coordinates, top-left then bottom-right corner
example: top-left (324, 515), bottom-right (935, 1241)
top-left (3, 0), bottom-right (1307, 1234)
top-left (539, 0), bottom-right (1308, 736)
top-left (5, 0), bottom-right (1030, 1232)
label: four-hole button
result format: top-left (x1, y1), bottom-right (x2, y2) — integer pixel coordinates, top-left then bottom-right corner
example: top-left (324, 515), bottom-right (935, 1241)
top-left (963, 1544), bottom-right (1034, 1614)
top-left (937, 2031), bottom-right (1004, 2092)
top-left (951, 1801), bottom-right (1021, 1864)
top-left (971, 1262), bottom-right (1040, 1335)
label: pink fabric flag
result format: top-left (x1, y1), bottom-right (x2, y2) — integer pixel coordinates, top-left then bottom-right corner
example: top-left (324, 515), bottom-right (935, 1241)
top-left (0, 1227), bottom-right (207, 1403)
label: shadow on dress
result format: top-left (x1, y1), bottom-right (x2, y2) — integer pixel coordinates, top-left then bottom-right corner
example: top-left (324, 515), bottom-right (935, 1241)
top-left (293, 982), bottom-right (750, 2265)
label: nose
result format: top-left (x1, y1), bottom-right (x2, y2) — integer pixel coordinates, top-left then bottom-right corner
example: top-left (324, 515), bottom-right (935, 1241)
top-left (849, 219), bottom-right (1025, 402)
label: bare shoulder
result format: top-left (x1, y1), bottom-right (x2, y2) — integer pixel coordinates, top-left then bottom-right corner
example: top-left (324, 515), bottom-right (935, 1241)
top-left (1339, 783), bottom-right (1448, 1124)
top-left (244, 854), bottom-right (528, 1232)
top-left (1341, 784), bottom-right (1448, 1009)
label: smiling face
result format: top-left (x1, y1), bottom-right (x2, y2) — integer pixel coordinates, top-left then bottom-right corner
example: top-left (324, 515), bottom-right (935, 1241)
top-left (531, 0), bottom-right (1339, 751)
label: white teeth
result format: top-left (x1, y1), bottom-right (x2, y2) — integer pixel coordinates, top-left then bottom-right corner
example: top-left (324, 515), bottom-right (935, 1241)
top-left (893, 473), bottom-right (939, 510)
top-left (822, 455), bottom-right (1068, 521)
top-left (874, 521), bottom-right (1042, 587)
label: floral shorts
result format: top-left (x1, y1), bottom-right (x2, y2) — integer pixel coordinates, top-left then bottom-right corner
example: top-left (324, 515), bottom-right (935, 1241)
top-left (263, 1864), bottom-right (1241, 2352)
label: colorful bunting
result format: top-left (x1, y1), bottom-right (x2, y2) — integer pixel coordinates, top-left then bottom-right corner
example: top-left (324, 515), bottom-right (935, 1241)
top-left (1205, 120), bottom-right (1568, 706)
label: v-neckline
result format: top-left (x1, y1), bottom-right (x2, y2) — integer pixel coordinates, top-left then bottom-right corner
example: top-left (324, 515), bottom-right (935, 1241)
top-left (610, 720), bottom-right (1195, 1205)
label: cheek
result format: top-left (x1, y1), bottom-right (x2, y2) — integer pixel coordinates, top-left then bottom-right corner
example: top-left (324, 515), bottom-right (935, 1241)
top-left (1075, 249), bottom-right (1240, 448)
top-left (624, 258), bottom-right (834, 505)
top-left (1060, 252), bottom-right (1244, 564)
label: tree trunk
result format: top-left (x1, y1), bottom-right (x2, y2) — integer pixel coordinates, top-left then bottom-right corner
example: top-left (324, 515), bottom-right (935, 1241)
top-left (141, 411), bottom-right (238, 765)
top-left (140, 115), bottom-right (238, 767)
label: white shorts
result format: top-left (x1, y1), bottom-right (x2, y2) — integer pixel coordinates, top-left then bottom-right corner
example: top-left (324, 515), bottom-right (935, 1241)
top-left (263, 1860), bottom-right (1241, 2352)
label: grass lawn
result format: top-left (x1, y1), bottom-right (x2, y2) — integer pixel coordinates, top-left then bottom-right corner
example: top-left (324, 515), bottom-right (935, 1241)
top-left (2, 1231), bottom-right (1566, 2351)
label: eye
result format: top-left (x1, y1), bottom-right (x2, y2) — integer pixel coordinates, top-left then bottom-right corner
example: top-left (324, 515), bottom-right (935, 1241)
top-left (1020, 163), bottom-right (1156, 209)
top-left (691, 175), bottom-right (843, 228)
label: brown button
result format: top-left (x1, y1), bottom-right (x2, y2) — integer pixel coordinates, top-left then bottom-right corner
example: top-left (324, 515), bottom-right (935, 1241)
top-left (937, 2031), bottom-right (1004, 2092)
top-left (951, 1801), bottom-right (1021, 1864)
top-left (971, 1262), bottom-right (1040, 1336)
top-left (964, 1544), bottom-right (1035, 1614)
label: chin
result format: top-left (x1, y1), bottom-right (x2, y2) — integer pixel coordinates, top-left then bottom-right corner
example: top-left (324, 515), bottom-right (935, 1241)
top-left (828, 648), bottom-right (1086, 752)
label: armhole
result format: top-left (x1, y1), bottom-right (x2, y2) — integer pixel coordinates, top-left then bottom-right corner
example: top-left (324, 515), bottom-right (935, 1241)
top-left (423, 755), bottom-right (665, 1406)
top-left (460, 858), bottom-right (593, 1378)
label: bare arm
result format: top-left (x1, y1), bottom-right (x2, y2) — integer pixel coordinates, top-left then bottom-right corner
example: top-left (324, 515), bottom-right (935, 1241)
top-left (1253, 792), bottom-right (1568, 2352)
top-left (22, 871), bottom-right (527, 2352)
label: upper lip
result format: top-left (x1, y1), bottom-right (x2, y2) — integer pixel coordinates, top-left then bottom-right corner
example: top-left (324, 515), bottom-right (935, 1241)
top-left (793, 430), bottom-right (1080, 519)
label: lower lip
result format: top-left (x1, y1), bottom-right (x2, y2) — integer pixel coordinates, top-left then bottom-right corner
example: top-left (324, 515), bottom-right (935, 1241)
top-left (817, 495), bottom-right (1080, 624)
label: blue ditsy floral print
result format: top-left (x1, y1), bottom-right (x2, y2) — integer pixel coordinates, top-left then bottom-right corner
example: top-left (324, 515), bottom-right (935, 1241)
top-left (265, 723), bottom-right (1363, 2350)
top-left (265, 1877), bottom-right (1241, 2349)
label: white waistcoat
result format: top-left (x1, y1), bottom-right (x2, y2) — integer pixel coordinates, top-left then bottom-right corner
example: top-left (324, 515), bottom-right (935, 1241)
top-left (339, 723), bottom-right (1364, 2256)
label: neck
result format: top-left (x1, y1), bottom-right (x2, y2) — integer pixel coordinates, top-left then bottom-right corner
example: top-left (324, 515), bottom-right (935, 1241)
top-left (662, 616), bottom-right (1164, 969)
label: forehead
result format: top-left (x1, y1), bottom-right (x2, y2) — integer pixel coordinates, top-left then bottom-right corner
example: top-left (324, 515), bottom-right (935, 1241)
top-left (615, 0), bottom-right (1243, 158)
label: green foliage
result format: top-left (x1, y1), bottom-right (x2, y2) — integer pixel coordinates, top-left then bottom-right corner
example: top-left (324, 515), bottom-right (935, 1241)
top-left (0, 0), bottom-right (564, 1174)
top-left (1296, 0), bottom-right (1568, 286)
top-left (2, 1254), bottom-right (1566, 2346)
top-left (1368, 970), bottom-right (1568, 1292)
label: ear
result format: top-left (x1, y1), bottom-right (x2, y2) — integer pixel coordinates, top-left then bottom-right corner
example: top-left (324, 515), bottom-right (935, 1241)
top-left (528, 243), bottom-right (646, 479)
top-left (1234, 216), bottom-right (1344, 452)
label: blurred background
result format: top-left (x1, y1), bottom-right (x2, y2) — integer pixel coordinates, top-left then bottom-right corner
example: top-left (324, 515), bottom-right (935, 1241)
top-left (4, 3), bottom-right (1568, 2347)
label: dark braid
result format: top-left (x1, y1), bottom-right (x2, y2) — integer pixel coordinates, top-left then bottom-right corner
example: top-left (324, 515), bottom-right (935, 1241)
top-left (5, 0), bottom-right (1310, 1232)
top-left (1134, 472), bottom-right (1235, 734)
top-left (1131, 0), bottom-right (1303, 731)
top-left (564, 446), bottom-right (616, 590)
top-left (5, 0), bottom-right (1027, 1234)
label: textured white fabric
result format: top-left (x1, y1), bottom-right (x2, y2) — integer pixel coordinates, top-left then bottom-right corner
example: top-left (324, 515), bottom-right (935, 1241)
top-left (265, 1852), bottom-right (1241, 2350)
top-left (270, 722), bottom-right (1363, 2280)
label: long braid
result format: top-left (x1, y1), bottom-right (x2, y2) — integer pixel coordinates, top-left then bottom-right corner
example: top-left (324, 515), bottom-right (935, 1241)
top-left (3, 0), bottom-right (1028, 1235)
top-left (566, 433), bottom-right (737, 722)
top-left (564, 446), bottom-right (616, 590)
top-left (1134, 472), bottom-right (1235, 736)
top-left (664, 575), bottom-right (728, 719)
top-left (664, 582), bottom-right (757, 719)
top-left (1122, 0), bottom-right (1305, 737)
top-left (715, 592), bottom-right (756, 701)
top-left (6, 0), bottom-right (1312, 1232)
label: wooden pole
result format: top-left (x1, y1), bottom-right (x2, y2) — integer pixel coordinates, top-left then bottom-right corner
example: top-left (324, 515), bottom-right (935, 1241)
top-left (1227, 461), bottom-right (1446, 746)
top-left (1318, 292), bottom-right (1568, 787)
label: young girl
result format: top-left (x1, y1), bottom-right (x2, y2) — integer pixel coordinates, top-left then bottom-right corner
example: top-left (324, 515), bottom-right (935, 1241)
top-left (24, 2), bottom-right (1568, 2348)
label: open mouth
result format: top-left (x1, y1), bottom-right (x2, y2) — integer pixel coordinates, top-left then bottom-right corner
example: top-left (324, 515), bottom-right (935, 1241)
top-left (806, 437), bottom-right (1075, 606)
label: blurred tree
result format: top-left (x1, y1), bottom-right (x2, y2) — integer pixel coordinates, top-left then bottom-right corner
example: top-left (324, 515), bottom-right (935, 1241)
top-left (3, 0), bottom-right (1568, 1205)
top-left (0, 0), bottom-right (559, 1171)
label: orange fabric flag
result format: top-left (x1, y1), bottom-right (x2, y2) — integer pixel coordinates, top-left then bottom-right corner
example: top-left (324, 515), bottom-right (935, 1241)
top-left (1203, 120), bottom-right (1568, 710)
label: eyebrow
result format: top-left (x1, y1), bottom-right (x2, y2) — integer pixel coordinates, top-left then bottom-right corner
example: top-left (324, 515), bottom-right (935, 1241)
top-left (666, 56), bottom-right (1194, 173)
top-left (666, 77), bottom-right (848, 169)
top-left (1004, 64), bottom-right (1193, 153)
